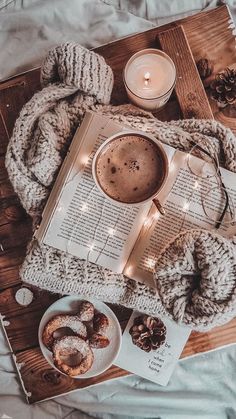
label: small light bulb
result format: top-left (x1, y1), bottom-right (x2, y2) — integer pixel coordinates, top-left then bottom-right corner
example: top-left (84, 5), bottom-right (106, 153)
top-left (193, 180), bottom-right (199, 190)
top-left (147, 258), bottom-right (155, 269)
top-left (108, 227), bottom-right (116, 236)
top-left (153, 212), bottom-right (160, 221)
top-left (81, 203), bottom-right (87, 212)
top-left (183, 202), bottom-right (190, 212)
top-left (144, 217), bottom-right (151, 227)
top-left (81, 155), bottom-right (89, 165)
top-left (169, 163), bottom-right (175, 173)
top-left (126, 266), bottom-right (133, 276)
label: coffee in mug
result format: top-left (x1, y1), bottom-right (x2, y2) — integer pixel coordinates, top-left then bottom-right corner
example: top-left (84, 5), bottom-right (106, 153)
top-left (93, 131), bottom-right (168, 205)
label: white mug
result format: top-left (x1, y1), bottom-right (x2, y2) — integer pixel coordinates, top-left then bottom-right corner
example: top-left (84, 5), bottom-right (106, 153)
top-left (92, 130), bottom-right (169, 213)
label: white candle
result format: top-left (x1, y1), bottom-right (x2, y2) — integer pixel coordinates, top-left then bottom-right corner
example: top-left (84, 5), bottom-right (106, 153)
top-left (124, 49), bottom-right (176, 111)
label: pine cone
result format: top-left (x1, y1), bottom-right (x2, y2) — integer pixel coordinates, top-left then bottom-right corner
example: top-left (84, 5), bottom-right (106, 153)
top-left (129, 315), bottom-right (166, 352)
top-left (196, 58), bottom-right (213, 79)
top-left (210, 68), bottom-right (236, 107)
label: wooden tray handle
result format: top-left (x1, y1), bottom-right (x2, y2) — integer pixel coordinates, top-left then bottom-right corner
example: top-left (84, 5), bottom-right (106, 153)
top-left (157, 25), bottom-right (214, 120)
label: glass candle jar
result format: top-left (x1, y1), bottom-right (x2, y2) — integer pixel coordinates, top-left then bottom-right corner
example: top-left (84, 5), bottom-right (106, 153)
top-left (123, 48), bottom-right (176, 111)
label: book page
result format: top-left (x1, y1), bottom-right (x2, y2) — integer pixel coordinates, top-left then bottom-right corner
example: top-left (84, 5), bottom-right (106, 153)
top-left (125, 150), bottom-right (236, 285)
top-left (40, 112), bottom-right (152, 273)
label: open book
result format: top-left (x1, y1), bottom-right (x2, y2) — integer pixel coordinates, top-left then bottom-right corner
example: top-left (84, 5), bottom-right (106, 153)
top-left (36, 111), bottom-right (236, 288)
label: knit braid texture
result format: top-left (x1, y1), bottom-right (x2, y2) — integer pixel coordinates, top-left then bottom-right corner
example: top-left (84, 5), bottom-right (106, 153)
top-left (5, 42), bottom-right (236, 331)
top-left (154, 230), bottom-right (236, 329)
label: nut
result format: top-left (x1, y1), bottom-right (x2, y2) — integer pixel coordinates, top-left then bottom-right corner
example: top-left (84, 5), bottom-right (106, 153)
top-left (93, 312), bottom-right (109, 334)
top-left (77, 301), bottom-right (94, 322)
top-left (89, 333), bottom-right (110, 349)
top-left (196, 58), bottom-right (213, 79)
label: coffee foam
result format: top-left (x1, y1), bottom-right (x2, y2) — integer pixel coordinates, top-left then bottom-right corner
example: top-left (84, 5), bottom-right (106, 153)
top-left (95, 134), bottom-right (166, 204)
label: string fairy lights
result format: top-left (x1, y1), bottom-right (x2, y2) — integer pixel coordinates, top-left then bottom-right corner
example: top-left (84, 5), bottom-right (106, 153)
top-left (88, 243), bottom-right (95, 252)
top-left (108, 227), bottom-right (116, 236)
top-left (146, 257), bottom-right (156, 270)
top-left (65, 128), bottom-right (235, 280)
top-left (185, 137), bottom-right (235, 229)
top-left (80, 154), bottom-right (90, 166)
top-left (64, 149), bottom-right (134, 267)
top-left (182, 201), bottom-right (190, 212)
top-left (193, 180), bottom-right (199, 190)
top-left (81, 203), bottom-right (88, 212)
top-left (143, 209), bottom-right (160, 229)
top-left (141, 132), bottom-right (236, 270)
top-left (125, 265), bottom-right (133, 277)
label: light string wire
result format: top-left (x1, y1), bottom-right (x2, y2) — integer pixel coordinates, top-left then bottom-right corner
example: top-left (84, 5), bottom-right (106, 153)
top-left (141, 128), bottom-right (235, 273)
top-left (162, 125), bottom-right (235, 230)
top-left (66, 125), bottom-right (235, 279)
top-left (93, 205), bottom-right (133, 264)
top-left (186, 137), bottom-right (235, 229)
top-left (65, 159), bottom-right (130, 269)
top-left (177, 173), bottom-right (199, 234)
top-left (64, 118), bottom-right (135, 277)
top-left (84, 117), bottom-right (128, 263)
top-left (65, 148), bottom-right (97, 254)
top-left (178, 138), bottom-right (219, 234)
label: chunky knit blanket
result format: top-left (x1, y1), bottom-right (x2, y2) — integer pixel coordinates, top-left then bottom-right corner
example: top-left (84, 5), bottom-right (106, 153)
top-left (6, 42), bottom-right (236, 331)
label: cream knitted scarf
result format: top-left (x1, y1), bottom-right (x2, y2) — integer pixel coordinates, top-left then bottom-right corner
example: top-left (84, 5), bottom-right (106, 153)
top-left (6, 42), bottom-right (236, 331)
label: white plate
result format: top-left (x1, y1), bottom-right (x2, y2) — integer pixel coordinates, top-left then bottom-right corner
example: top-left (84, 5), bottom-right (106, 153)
top-left (38, 295), bottom-right (122, 379)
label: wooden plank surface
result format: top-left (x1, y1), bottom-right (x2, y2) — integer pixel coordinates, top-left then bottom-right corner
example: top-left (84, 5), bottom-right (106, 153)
top-left (181, 317), bottom-right (236, 358)
top-left (94, 5), bottom-right (236, 127)
top-left (0, 4), bottom-right (236, 404)
top-left (15, 348), bottom-right (128, 404)
top-left (158, 26), bottom-right (214, 119)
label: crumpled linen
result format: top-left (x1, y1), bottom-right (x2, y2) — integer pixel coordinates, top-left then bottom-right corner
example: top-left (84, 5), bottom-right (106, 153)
top-left (1, 321), bottom-right (236, 419)
top-left (0, 0), bottom-right (227, 81)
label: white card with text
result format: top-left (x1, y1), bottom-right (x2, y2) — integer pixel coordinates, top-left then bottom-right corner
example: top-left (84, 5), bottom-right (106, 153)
top-left (115, 311), bottom-right (191, 386)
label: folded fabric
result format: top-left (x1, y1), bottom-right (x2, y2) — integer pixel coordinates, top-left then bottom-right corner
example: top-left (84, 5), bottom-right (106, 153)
top-left (5, 42), bottom-right (236, 331)
top-left (154, 229), bottom-right (236, 329)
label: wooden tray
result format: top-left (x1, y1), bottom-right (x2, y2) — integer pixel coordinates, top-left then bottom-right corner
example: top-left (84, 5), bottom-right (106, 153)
top-left (1, 4), bottom-right (236, 404)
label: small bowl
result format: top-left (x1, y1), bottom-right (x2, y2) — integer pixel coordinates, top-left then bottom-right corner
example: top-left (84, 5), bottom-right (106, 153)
top-left (38, 295), bottom-right (122, 379)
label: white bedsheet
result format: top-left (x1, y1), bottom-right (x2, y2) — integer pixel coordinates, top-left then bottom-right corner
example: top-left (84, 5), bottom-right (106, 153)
top-left (0, 0), bottom-right (228, 80)
top-left (1, 1), bottom-right (236, 418)
top-left (1, 321), bottom-right (236, 419)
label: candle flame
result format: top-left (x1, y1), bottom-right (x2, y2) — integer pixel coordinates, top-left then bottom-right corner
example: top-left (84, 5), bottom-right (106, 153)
top-left (144, 71), bottom-right (151, 86)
